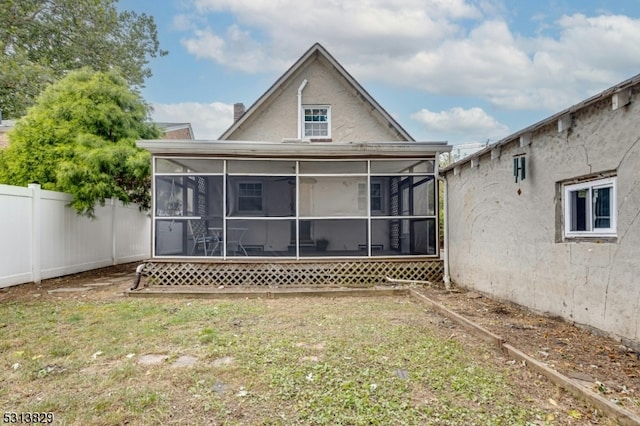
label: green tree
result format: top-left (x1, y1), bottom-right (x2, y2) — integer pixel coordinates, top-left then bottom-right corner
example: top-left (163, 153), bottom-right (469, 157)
top-left (0, 0), bottom-right (166, 118)
top-left (0, 68), bottom-right (160, 216)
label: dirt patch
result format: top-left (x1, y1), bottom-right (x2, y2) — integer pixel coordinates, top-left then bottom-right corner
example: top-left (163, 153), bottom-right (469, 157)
top-left (0, 263), bottom-right (138, 302)
top-left (416, 285), bottom-right (640, 418)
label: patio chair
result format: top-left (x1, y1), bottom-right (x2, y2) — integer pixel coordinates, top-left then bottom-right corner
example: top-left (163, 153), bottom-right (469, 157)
top-left (226, 227), bottom-right (248, 256)
top-left (187, 219), bottom-right (215, 255)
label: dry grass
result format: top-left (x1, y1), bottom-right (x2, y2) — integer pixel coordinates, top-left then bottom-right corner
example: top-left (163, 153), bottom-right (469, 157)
top-left (0, 295), bottom-right (608, 425)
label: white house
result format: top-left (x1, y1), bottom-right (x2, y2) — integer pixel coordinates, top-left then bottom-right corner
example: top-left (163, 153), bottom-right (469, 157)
top-left (135, 43), bottom-right (450, 288)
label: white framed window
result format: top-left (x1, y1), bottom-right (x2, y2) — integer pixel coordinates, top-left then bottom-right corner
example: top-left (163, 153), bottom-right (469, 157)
top-left (238, 182), bottom-right (263, 212)
top-left (357, 181), bottom-right (383, 213)
top-left (370, 182), bottom-right (382, 212)
top-left (564, 177), bottom-right (616, 238)
top-left (303, 106), bottom-right (330, 138)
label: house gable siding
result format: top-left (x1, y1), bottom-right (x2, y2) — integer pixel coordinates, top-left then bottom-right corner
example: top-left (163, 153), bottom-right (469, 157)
top-left (225, 54), bottom-right (406, 142)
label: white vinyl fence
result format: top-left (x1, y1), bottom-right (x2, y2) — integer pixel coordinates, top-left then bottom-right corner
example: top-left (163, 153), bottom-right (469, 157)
top-left (0, 183), bottom-right (150, 288)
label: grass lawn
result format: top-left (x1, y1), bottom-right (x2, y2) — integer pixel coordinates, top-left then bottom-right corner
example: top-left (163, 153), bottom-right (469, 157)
top-left (1, 295), bottom-right (577, 425)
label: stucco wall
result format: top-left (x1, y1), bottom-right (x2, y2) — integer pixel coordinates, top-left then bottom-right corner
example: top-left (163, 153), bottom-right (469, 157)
top-left (227, 55), bottom-right (405, 142)
top-left (444, 87), bottom-right (640, 348)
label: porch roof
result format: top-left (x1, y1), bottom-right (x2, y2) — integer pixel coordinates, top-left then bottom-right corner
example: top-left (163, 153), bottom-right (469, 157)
top-left (137, 140), bottom-right (451, 158)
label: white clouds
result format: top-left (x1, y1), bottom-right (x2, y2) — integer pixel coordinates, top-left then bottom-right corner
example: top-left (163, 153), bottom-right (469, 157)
top-left (384, 19), bottom-right (531, 93)
top-left (181, 28), bottom-right (226, 62)
top-left (178, 1), bottom-right (640, 112)
top-left (181, 24), bottom-right (287, 73)
top-left (171, 14), bottom-right (193, 31)
top-left (537, 14), bottom-right (640, 78)
top-left (151, 102), bottom-right (233, 140)
top-left (183, 0), bottom-right (476, 69)
top-left (166, 0), bottom-right (640, 143)
top-left (411, 107), bottom-right (509, 143)
top-left (375, 12), bottom-right (640, 112)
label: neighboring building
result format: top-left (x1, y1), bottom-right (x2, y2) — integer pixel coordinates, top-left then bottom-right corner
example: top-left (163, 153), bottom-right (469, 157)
top-left (441, 74), bottom-right (640, 349)
top-left (0, 119), bottom-right (15, 148)
top-left (0, 119), bottom-right (186, 147)
top-left (136, 43), bottom-right (450, 286)
top-left (157, 122), bottom-right (195, 140)
top-left (447, 142), bottom-right (490, 163)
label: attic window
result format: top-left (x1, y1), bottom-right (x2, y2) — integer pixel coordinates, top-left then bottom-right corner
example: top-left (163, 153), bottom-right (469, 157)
top-left (303, 106), bottom-right (331, 138)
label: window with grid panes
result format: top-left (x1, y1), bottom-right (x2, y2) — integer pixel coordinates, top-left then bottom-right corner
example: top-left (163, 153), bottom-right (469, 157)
top-left (238, 182), bottom-right (263, 212)
top-left (303, 106), bottom-right (330, 137)
top-left (358, 182), bottom-right (382, 212)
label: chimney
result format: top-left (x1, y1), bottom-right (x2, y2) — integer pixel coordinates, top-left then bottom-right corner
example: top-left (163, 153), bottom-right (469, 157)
top-left (233, 103), bottom-right (245, 122)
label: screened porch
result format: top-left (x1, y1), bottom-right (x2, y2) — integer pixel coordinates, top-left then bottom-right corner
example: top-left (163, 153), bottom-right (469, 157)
top-left (151, 154), bottom-right (439, 259)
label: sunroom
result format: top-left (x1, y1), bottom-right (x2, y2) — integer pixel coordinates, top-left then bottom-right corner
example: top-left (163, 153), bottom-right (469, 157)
top-left (135, 140), bottom-right (449, 287)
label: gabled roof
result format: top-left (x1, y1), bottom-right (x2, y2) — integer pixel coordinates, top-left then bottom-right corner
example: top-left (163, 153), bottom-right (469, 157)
top-left (219, 43), bottom-right (414, 141)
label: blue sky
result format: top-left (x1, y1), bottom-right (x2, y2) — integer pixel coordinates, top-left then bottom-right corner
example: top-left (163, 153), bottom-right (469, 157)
top-left (118, 0), bottom-right (640, 148)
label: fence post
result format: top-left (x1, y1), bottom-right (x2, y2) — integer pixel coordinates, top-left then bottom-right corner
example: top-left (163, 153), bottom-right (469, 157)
top-left (110, 197), bottom-right (117, 265)
top-left (28, 183), bottom-right (42, 284)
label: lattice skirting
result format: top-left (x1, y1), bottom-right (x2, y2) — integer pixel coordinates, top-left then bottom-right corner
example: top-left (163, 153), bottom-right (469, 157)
top-left (138, 259), bottom-right (444, 288)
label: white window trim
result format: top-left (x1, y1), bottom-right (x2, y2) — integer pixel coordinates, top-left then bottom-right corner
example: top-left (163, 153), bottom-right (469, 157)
top-left (237, 181), bottom-right (264, 214)
top-left (357, 180), bottom-right (384, 214)
top-left (563, 176), bottom-right (616, 238)
top-left (302, 105), bottom-right (331, 138)
top-left (370, 181), bottom-right (383, 213)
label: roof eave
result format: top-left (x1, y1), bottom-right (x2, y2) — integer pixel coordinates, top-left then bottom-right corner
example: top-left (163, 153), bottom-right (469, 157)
top-left (441, 72), bottom-right (640, 174)
top-left (137, 140), bottom-right (450, 157)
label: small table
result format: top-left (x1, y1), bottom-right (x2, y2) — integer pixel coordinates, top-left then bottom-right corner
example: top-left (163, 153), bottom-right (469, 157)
top-left (209, 227), bottom-right (248, 256)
